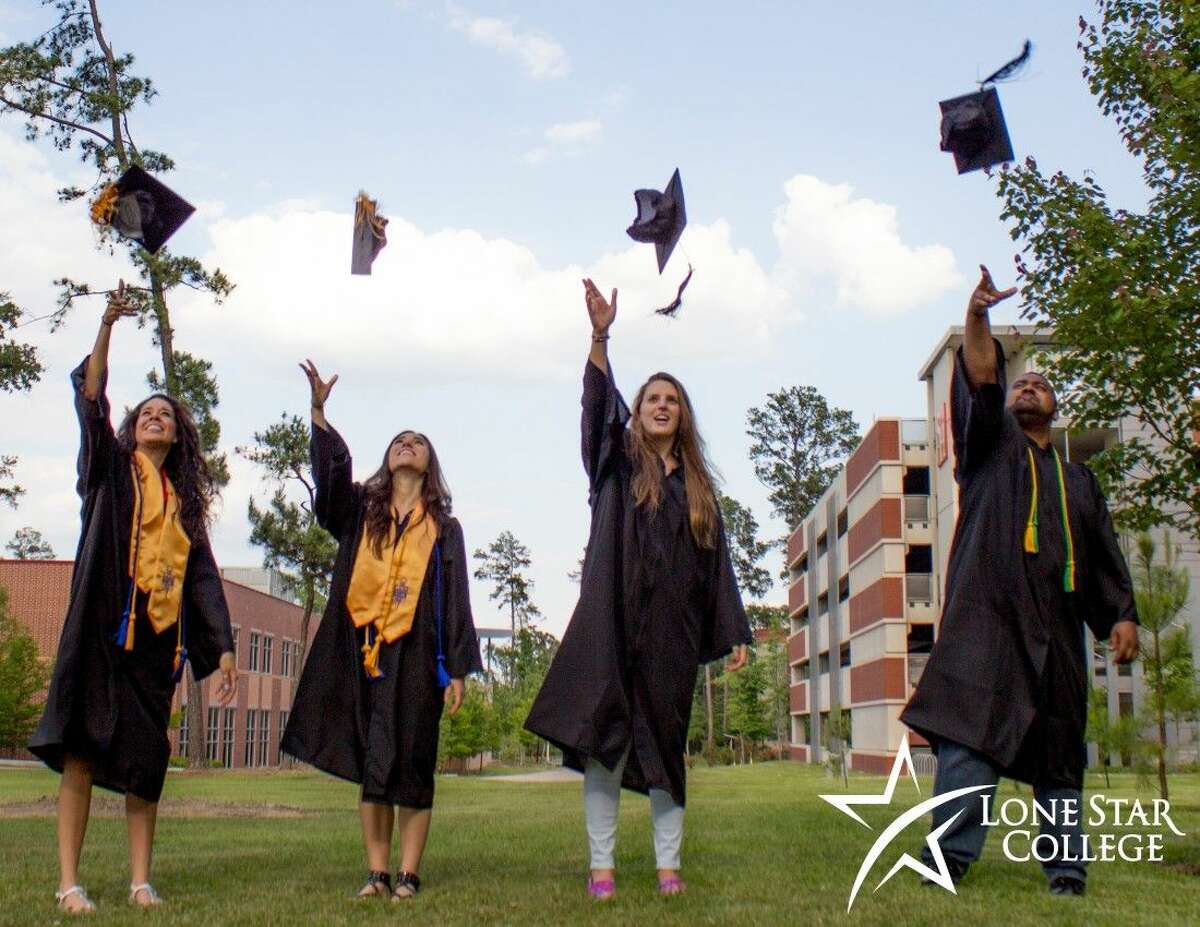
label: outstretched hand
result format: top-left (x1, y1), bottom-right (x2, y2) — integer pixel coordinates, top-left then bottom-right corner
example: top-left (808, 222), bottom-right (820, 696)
top-left (725, 645), bottom-right (748, 673)
top-left (445, 678), bottom-right (465, 716)
top-left (583, 278), bottom-right (617, 334)
top-left (299, 359), bottom-right (338, 410)
top-left (102, 279), bottom-right (137, 326)
top-left (968, 265), bottom-right (1017, 316)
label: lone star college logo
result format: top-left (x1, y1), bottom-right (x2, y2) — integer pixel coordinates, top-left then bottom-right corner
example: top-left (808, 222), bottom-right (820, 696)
top-left (819, 735), bottom-right (990, 912)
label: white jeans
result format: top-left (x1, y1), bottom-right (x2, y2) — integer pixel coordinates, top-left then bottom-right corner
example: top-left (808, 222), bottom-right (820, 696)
top-left (583, 749), bottom-right (684, 870)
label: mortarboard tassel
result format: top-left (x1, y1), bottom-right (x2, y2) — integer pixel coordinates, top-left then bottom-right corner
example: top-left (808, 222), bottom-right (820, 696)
top-left (655, 265), bottom-right (694, 318)
top-left (1024, 447), bottom-right (1040, 554)
top-left (981, 40), bottom-right (1033, 87)
top-left (1052, 448), bottom-right (1077, 592)
top-left (90, 183), bottom-right (120, 227)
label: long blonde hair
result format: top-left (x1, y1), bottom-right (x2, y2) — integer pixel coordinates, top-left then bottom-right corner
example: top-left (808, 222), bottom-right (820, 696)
top-left (627, 372), bottom-right (719, 549)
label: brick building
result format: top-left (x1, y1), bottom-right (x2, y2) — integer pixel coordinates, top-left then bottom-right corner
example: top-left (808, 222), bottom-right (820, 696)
top-left (0, 559), bottom-right (314, 768)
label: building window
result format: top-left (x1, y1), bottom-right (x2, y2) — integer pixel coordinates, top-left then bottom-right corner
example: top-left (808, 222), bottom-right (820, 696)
top-left (903, 466), bottom-right (930, 495)
top-left (838, 575), bottom-right (850, 603)
top-left (1118, 661), bottom-right (1132, 677)
top-left (907, 624), bottom-right (934, 655)
top-left (818, 592), bottom-right (829, 617)
top-left (794, 660), bottom-right (810, 682)
top-left (839, 642), bottom-right (851, 668)
top-left (818, 651), bottom-right (830, 674)
top-left (249, 632), bottom-right (260, 672)
top-left (245, 710), bottom-right (256, 767)
top-left (220, 708), bottom-right (236, 768)
top-left (1118, 691), bottom-right (1134, 718)
top-left (280, 640), bottom-right (292, 678)
top-left (178, 705), bottom-right (188, 758)
top-left (206, 707), bottom-right (219, 762)
top-left (905, 545), bottom-right (933, 574)
top-left (836, 509), bottom-right (848, 538)
top-left (793, 606), bottom-right (809, 630)
top-left (257, 709), bottom-right (271, 766)
top-left (279, 710), bottom-right (289, 748)
top-left (262, 635), bottom-right (274, 675)
top-left (817, 532), bottom-right (828, 558)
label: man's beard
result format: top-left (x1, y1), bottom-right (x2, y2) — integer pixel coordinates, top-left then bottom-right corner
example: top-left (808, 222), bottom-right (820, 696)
top-left (1012, 404), bottom-right (1053, 429)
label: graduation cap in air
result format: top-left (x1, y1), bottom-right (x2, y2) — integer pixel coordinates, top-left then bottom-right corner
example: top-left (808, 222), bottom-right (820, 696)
top-left (939, 40), bottom-right (1031, 175)
top-left (626, 168), bottom-right (693, 317)
top-left (89, 165), bottom-right (195, 254)
top-left (351, 191), bottom-right (388, 275)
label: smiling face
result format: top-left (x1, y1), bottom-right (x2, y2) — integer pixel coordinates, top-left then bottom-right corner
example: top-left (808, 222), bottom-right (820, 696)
top-left (134, 396), bottom-right (178, 450)
top-left (387, 431), bottom-right (431, 476)
top-left (1007, 371), bottom-right (1057, 428)
top-left (637, 379), bottom-right (682, 444)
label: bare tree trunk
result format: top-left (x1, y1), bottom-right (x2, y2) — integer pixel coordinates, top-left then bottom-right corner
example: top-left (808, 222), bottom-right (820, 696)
top-left (704, 665), bottom-right (714, 755)
top-left (186, 668), bottom-right (205, 768)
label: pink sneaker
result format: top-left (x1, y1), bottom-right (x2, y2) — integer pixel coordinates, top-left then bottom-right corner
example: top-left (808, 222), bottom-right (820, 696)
top-left (587, 877), bottom-right (616, 900)
top-left (657, 876), bottom-right (687, 896)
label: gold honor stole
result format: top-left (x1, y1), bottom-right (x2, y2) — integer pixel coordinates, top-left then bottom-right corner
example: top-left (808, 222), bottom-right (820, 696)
top-left (346, 505), bottom-right (439, 678)
top-left (120, 450), bottom-right (191, 659)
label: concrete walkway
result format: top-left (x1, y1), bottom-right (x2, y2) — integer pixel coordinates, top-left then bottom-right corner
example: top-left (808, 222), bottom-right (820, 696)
top-left (483, 768), bottom-right (582, 783)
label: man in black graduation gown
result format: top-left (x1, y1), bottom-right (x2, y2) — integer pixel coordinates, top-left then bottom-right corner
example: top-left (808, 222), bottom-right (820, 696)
top-left (900, 266), bottom-right (1139, 896)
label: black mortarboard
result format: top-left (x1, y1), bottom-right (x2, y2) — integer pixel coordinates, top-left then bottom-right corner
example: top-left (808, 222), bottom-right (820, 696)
top-left (939, 41), bottom-right (1031, 175)
top-left (626, 168), bottom-right (686, 274)
top-left (90, 165), bottom-right (195, 254)
top-left (351, 191), bottom-right (388, 275)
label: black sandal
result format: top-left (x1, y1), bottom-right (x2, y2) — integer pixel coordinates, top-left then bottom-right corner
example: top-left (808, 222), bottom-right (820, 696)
top-left (391, 870), bottom-right (421, 901)
top-left (356, 870), bottom-right (392, 898)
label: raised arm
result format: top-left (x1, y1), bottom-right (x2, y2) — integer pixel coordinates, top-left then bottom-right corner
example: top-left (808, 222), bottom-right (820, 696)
top-left (579, 280), bottom-right (629, 490)
top-left (83, 280), bottom-right (137, 402)
top-left (301, 360), bottom-right (357, 537)
top-left (962, 264), bottom-right (1017, 390)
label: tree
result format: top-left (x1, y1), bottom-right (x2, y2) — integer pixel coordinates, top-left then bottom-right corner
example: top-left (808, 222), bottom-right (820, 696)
top-left (237, 414), bottom-right (336, 676)
top-left (0, 585), bottom-right (50, 748)
top-left (747, 603), bottom-right (790, 750)
top-left (472, 530), bottom-right (540, 638)
top-left (726, 653), bottom-right (772, 763)
top-left (6, 527), bottom-right (55, 560)
top-left (440, 681), bottom-right (489, 773)
top-left (996, 2), bottom-right (1200, 540)
top-left (1, 0), bottom-right (235, 768)
top-left (1, 293), bottom-right (44, 506)
top-left (746, 386), bottom-right (859, 538)
top-left (718, 493), bottom-right (772, 600)
top-left (824, 704), bottom-right (852, 787)
top-left (1131, 531), bottom-right (1191, 800)
top-left (1086, 685), bottom-right (1139, 788)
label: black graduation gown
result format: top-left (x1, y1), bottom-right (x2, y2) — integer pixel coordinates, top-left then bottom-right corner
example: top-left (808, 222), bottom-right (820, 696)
top-left (280, 424), bottom-right (482, 809)
top-left (524, 361), bottom-right (751, 807)
top-left (900, 341), bottom-right (1138, 789)
top-left (29, 358), bottom-right (234, 802)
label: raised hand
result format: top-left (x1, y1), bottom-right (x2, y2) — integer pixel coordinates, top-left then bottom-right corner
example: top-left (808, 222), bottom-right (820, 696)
top-left (583, 278), bottom-right (617, 334)
top-left (968, 264), bottom-right (1017, 316)
top-left (102, 279), bottom-right (138, 326)
top-left (299, 359), bottom-right (338, 411)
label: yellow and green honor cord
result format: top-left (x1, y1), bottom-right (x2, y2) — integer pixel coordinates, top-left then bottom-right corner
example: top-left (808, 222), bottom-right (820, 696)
top-left (1024, 445), bottom-right (1076, 592)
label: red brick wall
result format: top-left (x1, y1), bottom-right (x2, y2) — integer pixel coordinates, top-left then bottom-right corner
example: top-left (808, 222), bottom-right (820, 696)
top-left (850, 657), bottom-right (907, 703)
top-left (851, 752), bottom-right (895, 775)
top-left (788, 574), bottom-right (806, 616)
top-left (790, 745), bottom-right (809, 762)
top-left (787, 530), bottom-right (806, 570)
top-left (848, 577), bottom-right (904, 635)
top-left (847, 497), bottom-right (901, 564)
top-left (790, 683), bottom-right (807, 713)
top-left (846, 420), bottom-right (900, 496)
top-left (788, 628), bottom-right (807, 664)
top-left (0, 560), bottom-right (74, 660)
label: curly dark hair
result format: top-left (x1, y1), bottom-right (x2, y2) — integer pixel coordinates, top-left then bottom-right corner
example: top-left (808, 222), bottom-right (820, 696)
top-left (362, 431), bottom-right (453, 557)
top-left (116, 393), bottom-right (216, 541)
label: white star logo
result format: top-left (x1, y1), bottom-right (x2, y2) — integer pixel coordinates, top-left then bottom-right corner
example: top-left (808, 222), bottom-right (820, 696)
top-left (820, 735), bottom-right (991, 911)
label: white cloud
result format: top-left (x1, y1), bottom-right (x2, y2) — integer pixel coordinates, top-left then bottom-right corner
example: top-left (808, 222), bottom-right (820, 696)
top-left (544, 120), bottom-right (602, 145)
top-left (772, 175), bottom-right (961, 316)
top-left (446, 4), bottom-right (570, 80)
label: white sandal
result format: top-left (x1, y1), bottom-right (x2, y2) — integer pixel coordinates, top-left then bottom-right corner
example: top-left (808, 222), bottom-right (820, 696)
top-left (128, 883), bottom-right (163, 906)
top-left (55, 885), bottom-right (96, 914)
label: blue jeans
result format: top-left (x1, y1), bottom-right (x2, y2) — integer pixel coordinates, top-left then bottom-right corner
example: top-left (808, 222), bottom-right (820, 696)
top-left (920, 740), bottom-right (1086, 883)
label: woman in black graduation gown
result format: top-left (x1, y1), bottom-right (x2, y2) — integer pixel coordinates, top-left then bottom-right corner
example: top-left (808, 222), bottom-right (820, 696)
top-left (281, 360), bottom-right (482, 901)
top-left (30, 283), bottom-right (238, 914)
top-left (525, 280), bottom-right (752, 899)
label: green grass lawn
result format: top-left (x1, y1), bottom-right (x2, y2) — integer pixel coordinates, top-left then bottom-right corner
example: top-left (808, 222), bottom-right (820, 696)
top-left (0, 762), bottom-right (1196, 926)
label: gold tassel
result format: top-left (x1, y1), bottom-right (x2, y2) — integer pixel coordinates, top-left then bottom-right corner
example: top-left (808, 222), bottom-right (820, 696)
top-left (361, 627), bottom-right (384, 679)
top-left (1024, 447), bottom-right (1039, 554)
top-left (90, 184), bottom-right (120, 227)
top-left (354, 191), bottom-right (388, 242)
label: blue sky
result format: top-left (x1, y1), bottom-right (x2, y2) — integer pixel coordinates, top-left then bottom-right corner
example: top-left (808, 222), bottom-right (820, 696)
top-left (0, 1), bottom-right (1149, 635)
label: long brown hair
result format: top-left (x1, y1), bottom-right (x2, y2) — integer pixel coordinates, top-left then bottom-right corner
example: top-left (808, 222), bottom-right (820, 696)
top-left (116, 394), bottom-right (216, 541)
top-left (361, 431), bottom-right (452, 557)
top-left (627, 372), bottom-right (719, 549)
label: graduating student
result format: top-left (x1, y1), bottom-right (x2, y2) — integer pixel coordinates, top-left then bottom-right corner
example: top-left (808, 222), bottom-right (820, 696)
top-left (281, 361), bottom-right (482, 901)
top-left (30, 283), bottom-right (238, 915)
top-left (525, 280), bottom-right (752, 900)
top-left (900, 266), bottom-right (1139, 896)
